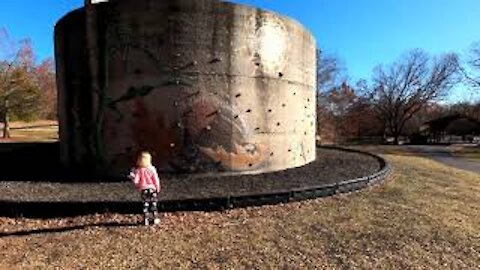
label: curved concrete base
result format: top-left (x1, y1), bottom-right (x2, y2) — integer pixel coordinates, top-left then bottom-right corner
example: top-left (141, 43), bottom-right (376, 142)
top-left (0, 147), bottom-right (390, 218)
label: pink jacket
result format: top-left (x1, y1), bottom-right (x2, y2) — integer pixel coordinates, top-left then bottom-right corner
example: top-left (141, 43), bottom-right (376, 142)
top-left (129, 166), bottom-right (161, 192)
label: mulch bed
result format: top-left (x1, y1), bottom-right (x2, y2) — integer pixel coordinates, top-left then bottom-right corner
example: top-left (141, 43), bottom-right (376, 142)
top-left (0, 147), bottom-right (381, 203)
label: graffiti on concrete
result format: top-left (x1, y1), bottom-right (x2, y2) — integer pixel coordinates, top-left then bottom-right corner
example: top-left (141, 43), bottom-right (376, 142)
top-left (56, 0), bottom-right (316, 175)
top-left (97, 4), bottom-right (269, 172)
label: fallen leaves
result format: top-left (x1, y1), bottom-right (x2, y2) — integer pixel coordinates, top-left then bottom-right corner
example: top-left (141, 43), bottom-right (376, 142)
top-left (0, 151), bottom-right (479, 269)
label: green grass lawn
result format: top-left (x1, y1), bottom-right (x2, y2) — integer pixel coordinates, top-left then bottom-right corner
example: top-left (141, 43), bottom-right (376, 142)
top-left (1, 150), bottom-right (479, 269)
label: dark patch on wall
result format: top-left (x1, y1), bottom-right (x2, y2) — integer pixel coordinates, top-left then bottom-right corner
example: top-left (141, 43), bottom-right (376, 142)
top-left (56, 0), bottom-right (315, 175)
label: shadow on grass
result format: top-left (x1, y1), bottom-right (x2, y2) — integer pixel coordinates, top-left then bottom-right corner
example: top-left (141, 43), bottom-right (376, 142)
top-left (0, 199), bottom-right (230, 219)
top-left (0, 201), bottom-right (139, 218)
top-left (0, 221), bottom-right (140, 238)
top-left (9, 124), bottom-right (58, 130)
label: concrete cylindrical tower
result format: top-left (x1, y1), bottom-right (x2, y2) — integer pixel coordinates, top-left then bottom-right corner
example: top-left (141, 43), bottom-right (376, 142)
top-left (55, 0), bottom-right (316, 175)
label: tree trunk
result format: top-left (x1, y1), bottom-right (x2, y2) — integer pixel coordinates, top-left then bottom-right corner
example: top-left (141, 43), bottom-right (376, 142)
top-left (3, 112), bottom-right (10, 139)
top-left (393, 134), bottom-right (400, 145)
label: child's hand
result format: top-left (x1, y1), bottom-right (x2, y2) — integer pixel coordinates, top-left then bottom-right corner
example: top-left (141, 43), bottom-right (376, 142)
top-left (128, 171), bottom-right (135, 180)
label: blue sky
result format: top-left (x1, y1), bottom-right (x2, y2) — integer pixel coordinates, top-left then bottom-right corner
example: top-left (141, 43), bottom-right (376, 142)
top-left (1, 0), bottom-right (479, 100)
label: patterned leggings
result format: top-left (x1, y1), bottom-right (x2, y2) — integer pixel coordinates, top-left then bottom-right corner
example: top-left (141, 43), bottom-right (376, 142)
top-left (141, 189), bottom-right (158, 220)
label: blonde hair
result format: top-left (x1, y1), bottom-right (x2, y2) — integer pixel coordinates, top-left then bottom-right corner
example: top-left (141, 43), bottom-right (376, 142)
top-left (136, 151), bottom-right (152, 168)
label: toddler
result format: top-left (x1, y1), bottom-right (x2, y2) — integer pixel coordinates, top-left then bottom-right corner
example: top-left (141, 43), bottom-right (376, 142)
top-left (129, 151), bottom-right (161, 226)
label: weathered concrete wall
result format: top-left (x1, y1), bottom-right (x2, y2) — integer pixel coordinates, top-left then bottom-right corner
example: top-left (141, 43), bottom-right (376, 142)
top-left (55, 0), bottom-right (316, 175)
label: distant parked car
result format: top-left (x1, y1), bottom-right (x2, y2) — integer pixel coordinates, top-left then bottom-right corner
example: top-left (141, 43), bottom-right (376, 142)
top-left (384, 136), bottom-right (409, 145)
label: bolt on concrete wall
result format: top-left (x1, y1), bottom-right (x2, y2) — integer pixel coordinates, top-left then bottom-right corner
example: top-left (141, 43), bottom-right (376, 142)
top-left (55, 0), bottom-right (317, 175)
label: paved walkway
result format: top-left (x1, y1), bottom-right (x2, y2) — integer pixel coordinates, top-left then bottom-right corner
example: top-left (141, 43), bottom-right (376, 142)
top-left (406, 145), bottom-right (480, 174)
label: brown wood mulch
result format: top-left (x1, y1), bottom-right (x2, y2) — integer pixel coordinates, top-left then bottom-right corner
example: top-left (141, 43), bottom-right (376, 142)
top-left (0, 148), bottom-right (380, 202)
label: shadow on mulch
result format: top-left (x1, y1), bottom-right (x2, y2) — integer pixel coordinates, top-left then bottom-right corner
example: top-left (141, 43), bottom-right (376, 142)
top-left (1, 144), bottom-right (388, 219)
top-left (0, 142), bottom-right (122, 182)
top-left (0, 221), bottom-right (139, 238)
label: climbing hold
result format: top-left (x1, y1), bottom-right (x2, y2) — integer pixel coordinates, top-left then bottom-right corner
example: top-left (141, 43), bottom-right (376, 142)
top-left (206, 111), bottom-right (218, 117)
top-left (245, 144), bottom-right (255, 152)
top-left (210, 57), bottom-right (222, 63)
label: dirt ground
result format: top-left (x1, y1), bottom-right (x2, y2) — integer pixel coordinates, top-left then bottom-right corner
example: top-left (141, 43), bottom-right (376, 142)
top-left (1, 149), bottom-right (479, 269)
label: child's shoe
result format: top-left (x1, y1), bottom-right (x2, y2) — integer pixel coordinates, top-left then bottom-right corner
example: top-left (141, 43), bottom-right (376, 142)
top-left (153, 218), bottom-right (160, 225)
top-left (144, 219), bottom-right (150, 226)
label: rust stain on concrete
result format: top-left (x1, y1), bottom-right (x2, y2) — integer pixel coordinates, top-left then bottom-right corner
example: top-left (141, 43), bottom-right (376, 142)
top-left (200, 143), bottom-right (269, 171)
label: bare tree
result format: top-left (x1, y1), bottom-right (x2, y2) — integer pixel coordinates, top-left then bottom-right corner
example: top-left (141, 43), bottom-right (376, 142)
top-left (448, 101), bottom-right (480, 122)
top-left (316, 49), bottom-right (346, 142)
top-left (0, 30), bottom-right (44, 138)
top-left (467, 42), bottom-right (480, 88)
top-left (34, 58), bottom-right (57, 119)
top-left (369, 49), bottom-right (460, 144)
top-left (316, 49), bottom-right (345, 93)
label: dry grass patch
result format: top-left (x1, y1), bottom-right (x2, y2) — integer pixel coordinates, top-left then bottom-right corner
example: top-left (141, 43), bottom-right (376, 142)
top-left (0, 120), bottom-right (58, 142)
top-left (348, 145), bottom-right (419, 156)
top-left (450, 146), bottom-right (480, 161)
top-left (1, 154), bottom-right (479, 269)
